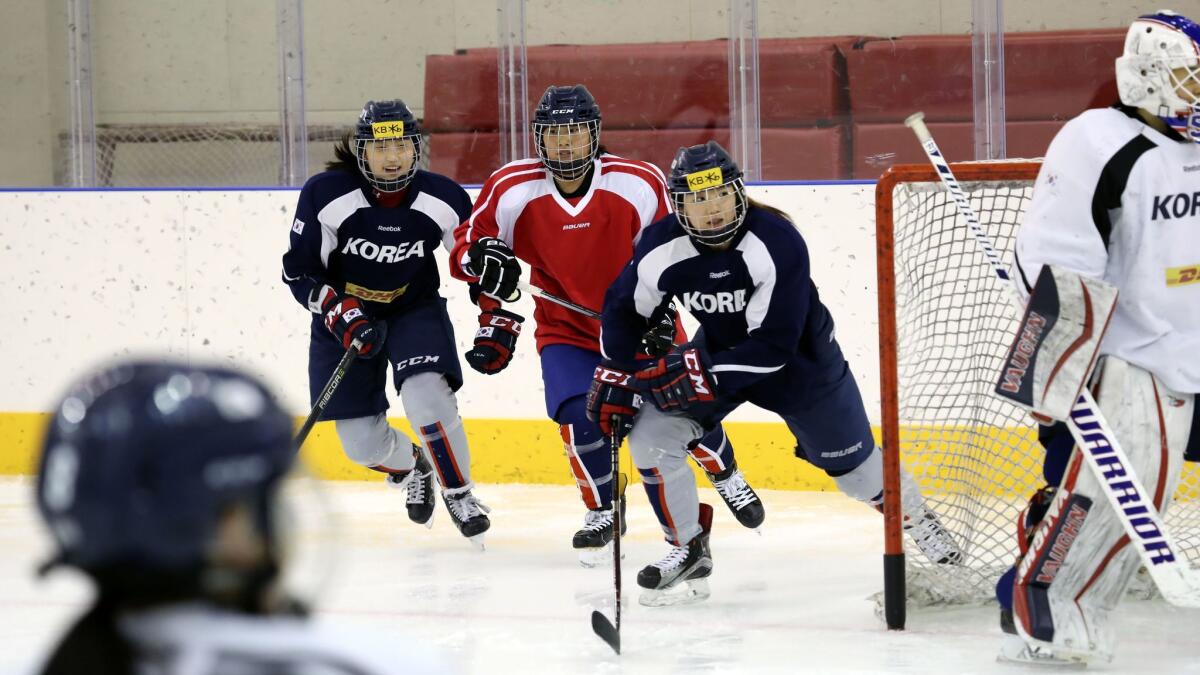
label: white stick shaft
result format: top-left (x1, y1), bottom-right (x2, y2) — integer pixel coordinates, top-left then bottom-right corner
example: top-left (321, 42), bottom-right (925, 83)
top-left (904, 112), bottom-right (1200, 607)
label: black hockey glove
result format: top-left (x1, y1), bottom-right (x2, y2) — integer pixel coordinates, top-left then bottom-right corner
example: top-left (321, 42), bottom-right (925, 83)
top-left (464, 304), bottom-right (525, 375)
top-left (634, 347), bottom-right (717, 411)
top-left (317, 286), bottom-right (386, 359)
top-left (641, 298), bottom-right (678, 357)
top-left (586, 363), bottom-right (641, 443)
top-left (467, 237), bottom-right (521, 302)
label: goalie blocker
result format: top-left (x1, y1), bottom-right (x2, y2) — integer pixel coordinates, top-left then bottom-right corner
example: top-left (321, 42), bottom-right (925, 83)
top-left (994, 265), bottom-right (1117, 422)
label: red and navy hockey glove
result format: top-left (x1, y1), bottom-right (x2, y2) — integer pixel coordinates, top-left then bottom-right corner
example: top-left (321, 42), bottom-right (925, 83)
top-left (635, 347), bottom-right (718, 411)
top-left (464, 304), bottom-right (525, 375)
top-left (640, 298), bottom-right (679, 357)
top-left (318, 287), bottom-right (385, 359)
top-left (586, 364), bottom-right (641, 442)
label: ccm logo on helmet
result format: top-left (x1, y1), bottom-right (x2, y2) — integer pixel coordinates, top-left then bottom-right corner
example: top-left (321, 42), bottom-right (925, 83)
top-left (679, 289), bottom-right (747, 314)
top-left (341, 237), bottom-right (426, 263)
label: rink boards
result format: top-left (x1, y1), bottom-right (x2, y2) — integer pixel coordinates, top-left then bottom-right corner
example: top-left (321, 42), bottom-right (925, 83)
top-left (0, 184), bottom-right (1050, 493)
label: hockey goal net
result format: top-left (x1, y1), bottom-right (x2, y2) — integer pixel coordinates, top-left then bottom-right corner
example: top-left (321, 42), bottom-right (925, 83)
top-left (875, 161), bottom-right (1200, 621)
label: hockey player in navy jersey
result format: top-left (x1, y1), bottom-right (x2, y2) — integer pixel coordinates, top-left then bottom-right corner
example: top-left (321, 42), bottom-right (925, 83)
top-left (588, 141), bottom-right (960, 605)
top-left (33, 360), bottom-right (443, 675)
top-left (282, 99), bottom-right (489, 546)
top-left (993, 10), bottom-right (1200, 664)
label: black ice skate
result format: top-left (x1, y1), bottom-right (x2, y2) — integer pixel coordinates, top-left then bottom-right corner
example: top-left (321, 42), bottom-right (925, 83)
top-left (386, 444), bottom-right (435, 528)
top-left (574, 474), bottom-right (628, 567)
top-left (706, 461), bottom-right (765, 529)
top-left (637, 503), bottom-right (714, 607)
top-left (442, 483), bottom-right (491, 550)
top-left (904, 508), bottom-right (963, 565)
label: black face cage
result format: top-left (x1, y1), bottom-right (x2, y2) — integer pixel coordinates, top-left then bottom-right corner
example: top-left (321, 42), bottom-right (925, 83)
top-left (672, 178), bottom-right (748, 247)
top-left (353, 135), bottom-right (424, 193)
top-left (533, 119), bottom-right (601, 180)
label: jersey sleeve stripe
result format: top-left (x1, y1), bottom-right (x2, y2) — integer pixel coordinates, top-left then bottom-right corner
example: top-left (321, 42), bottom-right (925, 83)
top-left (737, 232), bottom-right (776, 333)
top-left (710, 363), bottom-right (784, 374)
top-left (635, 236), bottom-right (700, 317)
top-left (316, 188), bottom-right (371, 267)
top-left (411, 191), bottom-right (461, 253)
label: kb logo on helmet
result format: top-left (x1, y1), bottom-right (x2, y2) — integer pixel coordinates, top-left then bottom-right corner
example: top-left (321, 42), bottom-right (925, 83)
top-left (686, 168), bottom-right (724, 191)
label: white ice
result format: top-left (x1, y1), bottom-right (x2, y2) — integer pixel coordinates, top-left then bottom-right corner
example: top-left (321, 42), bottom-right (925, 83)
top-left (2, 476), bottom-right (1197, 674)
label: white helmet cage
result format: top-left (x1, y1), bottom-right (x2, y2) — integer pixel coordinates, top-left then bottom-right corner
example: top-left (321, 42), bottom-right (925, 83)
top-left (1115, 10), bottom-right (1200, 141)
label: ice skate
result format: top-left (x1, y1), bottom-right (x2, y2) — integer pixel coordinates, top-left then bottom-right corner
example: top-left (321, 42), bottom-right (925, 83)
top-left (442, 483), bottom-right (491, 551)
top-left (573, 474), bottom-right (628, 567)
top-left (996, 609), bottom-right (1087, 668)
top-left (385, 444), bottom-right (436, 528)
top-left (706, 461), bottom-right (764, 529)
top-left (637, 503), bottom-right (713, 607)
top-left (904, 507), bottom-right (962, 565)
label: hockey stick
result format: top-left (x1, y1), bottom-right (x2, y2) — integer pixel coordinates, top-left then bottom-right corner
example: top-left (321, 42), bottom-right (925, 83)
top-left (517, 281), bottom-right (601, 320)
top-left (293, 338), bottom-right (362, 450)
top-left (905, 111), bottom-right (1200, 608)
top-left (591, 429), bottom-right (624, 654)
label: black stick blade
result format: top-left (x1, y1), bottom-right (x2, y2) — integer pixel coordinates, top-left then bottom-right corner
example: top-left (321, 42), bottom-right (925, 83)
top-left (591, 610), bottom-right (620, 654)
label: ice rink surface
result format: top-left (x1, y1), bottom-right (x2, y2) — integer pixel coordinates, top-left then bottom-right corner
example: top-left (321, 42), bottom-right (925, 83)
top-left (2, 476), bottom-right (1197, 674)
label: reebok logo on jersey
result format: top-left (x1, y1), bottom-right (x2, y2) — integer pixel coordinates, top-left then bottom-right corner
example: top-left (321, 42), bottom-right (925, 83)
top-left (679, 289), bottom-right (747, 314)
top-left (377, 225), bottom-right (403, 232)
top-left (562, 222), bottom-right (591, 231)
top-left (1151, 192), bottom-right (1200, 220)
top-left (341, 237), bottom-right (426, 263)
top-left (292, 218), bottom-right (305, 234)
top-left (709, 270), bottom-right (731, 279)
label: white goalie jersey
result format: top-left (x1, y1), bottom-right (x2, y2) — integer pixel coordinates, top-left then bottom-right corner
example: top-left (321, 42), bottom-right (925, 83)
top-left (1014, 105), bottom-right (1200, 393)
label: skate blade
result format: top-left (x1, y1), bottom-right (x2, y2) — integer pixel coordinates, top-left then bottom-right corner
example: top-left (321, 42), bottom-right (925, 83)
top-left (996, 635), bottom-right (1087, 668)
top-left (412, 509), bottom-right (435, 530)
top-left (468, 533), bottom-right (486, 552)
top-left (577, 542), bottom-right (625, 568)
top-left (639, 578), bottom-right (711, 607)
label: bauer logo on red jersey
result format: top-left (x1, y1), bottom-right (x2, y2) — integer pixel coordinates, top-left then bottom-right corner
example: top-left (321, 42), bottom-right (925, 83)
top-left (686, 168), bottom-right (724, 191)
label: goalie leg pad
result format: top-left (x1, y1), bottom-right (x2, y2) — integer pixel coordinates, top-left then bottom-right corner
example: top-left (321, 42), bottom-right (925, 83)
top-left (628, 405), bottom-right (703, 545)
top-left (1011, 357), bottom-right (1192, 662)
top-left (400, 372), bottom-right (473, 490)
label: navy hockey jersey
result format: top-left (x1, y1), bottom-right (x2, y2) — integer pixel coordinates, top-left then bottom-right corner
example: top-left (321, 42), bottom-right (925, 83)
top-left (600, 207), bottom-right (835, 394)
top-left (282, 169), bottom-right (471, 318)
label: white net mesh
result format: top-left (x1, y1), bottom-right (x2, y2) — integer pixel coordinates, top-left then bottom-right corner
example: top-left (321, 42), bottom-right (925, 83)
top-left (57, 124), bottom-right (355, 187)
top-left (882, 162), bottom-right (1200, 607)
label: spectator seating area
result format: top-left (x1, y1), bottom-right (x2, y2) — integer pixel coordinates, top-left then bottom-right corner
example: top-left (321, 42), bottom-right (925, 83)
top-left (423, 29), bottom-right (1124, 183)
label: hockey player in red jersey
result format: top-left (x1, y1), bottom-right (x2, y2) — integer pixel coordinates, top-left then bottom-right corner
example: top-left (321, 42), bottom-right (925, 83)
top-left (450, 84), bottom-right (764, 565)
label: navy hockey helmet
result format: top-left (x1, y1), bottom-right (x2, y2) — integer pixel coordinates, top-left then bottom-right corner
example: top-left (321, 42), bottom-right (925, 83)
top-left (353, 99), bottom-right (424, 191)
top-left (667, 141), bottom-right (747, 248)
top-left (532, 84), bottom-right (602, 180)
top-left (36, 360), bottom-right (295, 581)
top-left (1116, 10), bottom-right (1200, 142)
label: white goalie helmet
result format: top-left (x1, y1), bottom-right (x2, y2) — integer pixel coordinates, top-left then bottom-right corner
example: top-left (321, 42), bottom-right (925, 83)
top-left (1115, 10), bottom-right (1200, 142)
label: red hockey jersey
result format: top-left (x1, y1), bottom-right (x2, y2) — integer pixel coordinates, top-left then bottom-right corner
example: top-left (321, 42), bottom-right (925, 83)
top-left (450, 154), bottom-right (670, 353)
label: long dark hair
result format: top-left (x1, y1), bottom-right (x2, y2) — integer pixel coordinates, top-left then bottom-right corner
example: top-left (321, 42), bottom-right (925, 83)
top-left (746, 196), bottom-right (793, 223)
top-left (325, 133), bottom-right (357, 173)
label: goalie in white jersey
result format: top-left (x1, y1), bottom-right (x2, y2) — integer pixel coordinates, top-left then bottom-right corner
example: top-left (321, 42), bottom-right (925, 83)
top-left (996, 9), bottom-right (1200, 664)
top-left (32, 360), bottom-right (445, 675)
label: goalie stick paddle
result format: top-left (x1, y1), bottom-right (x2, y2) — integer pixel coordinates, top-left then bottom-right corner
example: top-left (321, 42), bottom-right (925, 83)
top-left (591, 429), bottom-right (624, 654)
top-left (517, 281), bottom-right (601, 320)
top-left (904, 111), bottom-right (1200, 608)
top-left (293, 339), bottom-right (361, 450)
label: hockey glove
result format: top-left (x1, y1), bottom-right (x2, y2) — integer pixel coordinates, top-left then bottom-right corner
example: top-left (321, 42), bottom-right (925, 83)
top-left (467, 237), bottom-right (522, 302)
top-left (464, 306), bottom-right (525, 374)
top-left (635, 347), bottom-right (718, 411)
top-left (320, 289), bottom-right (386, 359)
top-left (586, 364), bottom-right (641, 442)
top-left (641, 298), bottom-right (679, 357)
